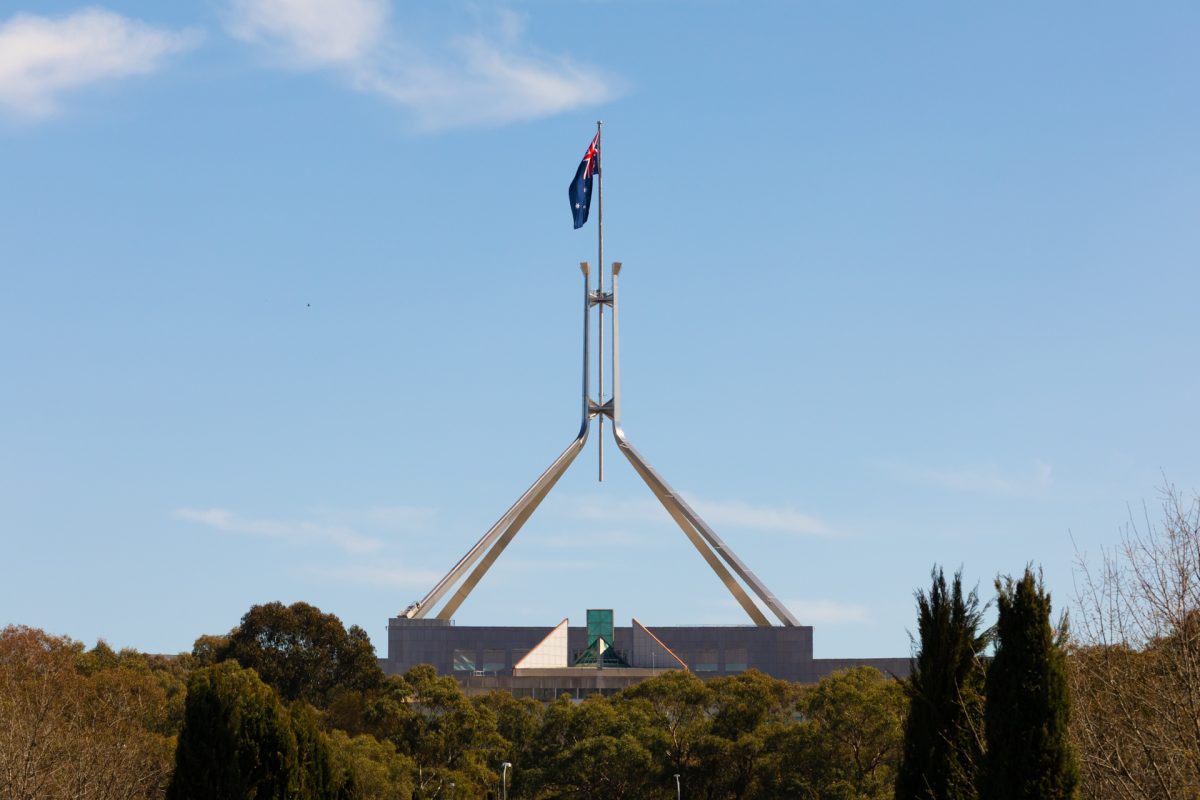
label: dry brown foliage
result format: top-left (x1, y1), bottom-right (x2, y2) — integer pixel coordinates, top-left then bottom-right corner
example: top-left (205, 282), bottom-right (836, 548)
top-left (1070, 486), bottom-right (1200, 799)
top-left (0, 626), bottom-right (174, 800)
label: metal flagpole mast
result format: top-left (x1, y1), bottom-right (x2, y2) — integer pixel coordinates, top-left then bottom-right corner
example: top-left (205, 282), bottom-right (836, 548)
top-left (596, 119), bottom-right (604, 481)
top-left (399, 124), bottom-right (799, 626)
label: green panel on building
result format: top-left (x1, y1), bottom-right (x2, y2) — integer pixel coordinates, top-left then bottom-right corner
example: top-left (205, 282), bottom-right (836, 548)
top-left (587, 609), bottom-right (614, 648)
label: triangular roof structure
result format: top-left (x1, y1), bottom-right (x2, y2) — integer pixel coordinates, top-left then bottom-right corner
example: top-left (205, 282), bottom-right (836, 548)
top-left (513, 618), bottom-right (569, 670)
top-left (630, 618), bottom-right (688, 670)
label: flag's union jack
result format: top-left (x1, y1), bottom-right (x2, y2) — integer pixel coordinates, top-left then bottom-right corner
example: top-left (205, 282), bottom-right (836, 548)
top-left (568, 132), bottom-right (600, 229)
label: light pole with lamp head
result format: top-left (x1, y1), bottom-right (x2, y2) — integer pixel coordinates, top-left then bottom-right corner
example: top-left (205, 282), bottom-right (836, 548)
top-left (501, 762), bottom-right (512, 800)
top-left (674, 773), bottom-right (681, 799)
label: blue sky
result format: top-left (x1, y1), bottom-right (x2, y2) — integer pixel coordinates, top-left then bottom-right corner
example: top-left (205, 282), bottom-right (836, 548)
top-left (1, 1), bottom-right (1197, 660)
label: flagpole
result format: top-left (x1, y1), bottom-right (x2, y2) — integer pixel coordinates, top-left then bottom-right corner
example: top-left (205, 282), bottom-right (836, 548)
top-left (596, 119), bottom-right (604, 482)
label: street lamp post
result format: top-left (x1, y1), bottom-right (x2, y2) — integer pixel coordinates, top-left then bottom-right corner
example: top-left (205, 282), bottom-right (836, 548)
top-left (674, 773), bottom-right (681, 799)
top-left (501, 762), bottom-right (512, 800)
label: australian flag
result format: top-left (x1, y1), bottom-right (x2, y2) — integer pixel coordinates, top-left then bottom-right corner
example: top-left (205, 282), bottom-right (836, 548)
top-left (568, 132), bottom-right (600, 229)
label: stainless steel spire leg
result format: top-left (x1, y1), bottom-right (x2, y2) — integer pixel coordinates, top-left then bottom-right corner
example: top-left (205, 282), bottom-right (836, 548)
top-left (608, 263), bottom-right (800, 627)
top-left (433, 432), bottom-right (585, 620)
top-left (400, 264), bottom-right (593, 620)
top-left (404, 258), bottom-right (799, 627)
top-left (596, 119), bottom-right (604, 482)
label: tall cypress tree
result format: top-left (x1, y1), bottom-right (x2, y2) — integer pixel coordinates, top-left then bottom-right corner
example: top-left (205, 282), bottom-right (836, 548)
top-left (896, 567), bottom-right (988, 800)
top-left (982, 567), bottom-right (1079, 800)
top-left (167, 662), bottom-right (300, 800)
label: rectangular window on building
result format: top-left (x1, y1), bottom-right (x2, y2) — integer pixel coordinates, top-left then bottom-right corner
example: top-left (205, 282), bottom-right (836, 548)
top-left (452, 649), bottom-right (475, 672)
top-left (695, 648), bottom-right (718, 672)
top-left (482, 649), bottom-right (506, 671)
top-left (725, 648), bottom-right (748, 673)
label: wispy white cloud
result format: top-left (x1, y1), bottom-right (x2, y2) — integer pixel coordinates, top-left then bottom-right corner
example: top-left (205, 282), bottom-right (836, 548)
top-left (307, 505), bottom-right (437, 532)
top-left (561, 494), bottom-right (664, 525)
top-left (526, 529), bottom-right (648, 549)
top-left (225, 0), bottom-right (616, 129)
top-left (875, 458), bottom-right (1053, 497)
top-left (300, 562), bottom-right (442, 589)
top-left (786, 599), bottom-right (869, 625)
top-left (0, 8), bottom-right (201, 118)
top-left (227, 0), bottom-right (387, 66)
top-left (494, 558), bottom-right (608, 573)
top-left (357, 33), bottom-right (613, 130)
top-left (174, 507), bottom-right (384, 554)
top-left (553, 492), bottom-right (834, 537)
top-left (684, 495), bottom-right (834, 537)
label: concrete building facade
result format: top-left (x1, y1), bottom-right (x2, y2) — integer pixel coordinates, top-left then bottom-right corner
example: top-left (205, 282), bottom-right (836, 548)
top-left (383, 617), bottom-right (909, 697)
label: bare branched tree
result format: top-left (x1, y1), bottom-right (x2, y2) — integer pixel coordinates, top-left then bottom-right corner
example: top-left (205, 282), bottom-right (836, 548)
top-left (1071, 485), bottom-right (1200, 799)
top-left (0, 627), bottom-right (174, 800)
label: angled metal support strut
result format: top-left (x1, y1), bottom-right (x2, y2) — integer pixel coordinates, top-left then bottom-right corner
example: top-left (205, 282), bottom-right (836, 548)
top-left (403, 261), bottom-right (798, 627)
top-left (401, 264), bottom-right (593, 621)
top-left (608, 264), bottom-right (799, 627)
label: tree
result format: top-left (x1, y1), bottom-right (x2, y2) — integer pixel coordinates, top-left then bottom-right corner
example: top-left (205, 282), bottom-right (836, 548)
top-left (0, 627), bottom-right (174, 800)
top-left (328, 730), bottom-right (415, 800)
top-left (76, 639), bottom-right (193, 738)
top-left (190, 634), bottom-right (230, 668)
top-left (982, 567), bottom-right (1078, 799)
top-left (896, 567), bottom-right (988, 800)
top-left (524, 693), bottom-right (657, 799)
top-left (365, 665), bottom-right (503, 799)
top-left (168, 661), bottom-right (301, 800)
top-left (699, 670), bottom-right (798, 800)
top-left (291, 701), bottom-right (354, 800)
top-left (787, 666), bottom-right (907, 800)
top-left (474, 690), bottom-right (542, 795)
top-left (619, 670), bottom-right (713, 788)
top-left (1071, 485), bottom-right (1200, 798)
top-left (217, 601), bottom-right (383, 707)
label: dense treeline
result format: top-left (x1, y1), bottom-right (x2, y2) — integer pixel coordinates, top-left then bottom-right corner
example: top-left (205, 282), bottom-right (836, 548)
top-left (188, 606), bottom-right (908, 798)
top-left (2, 488), bottom-right (1197, 798)
top-left (0, 619), bottom-right (904, 800)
